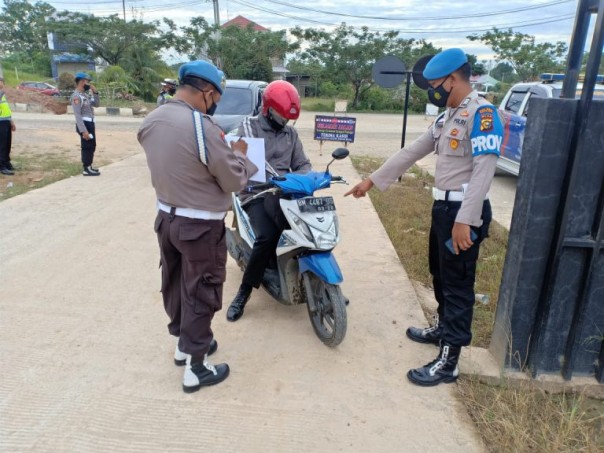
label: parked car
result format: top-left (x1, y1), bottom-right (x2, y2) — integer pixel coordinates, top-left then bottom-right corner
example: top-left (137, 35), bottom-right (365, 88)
top-left (497, 73), bottom-right (604, 176)
top-left (17, 81), bottom-right (61, 97)
top-left (213, 79), bottom-right (268, 133)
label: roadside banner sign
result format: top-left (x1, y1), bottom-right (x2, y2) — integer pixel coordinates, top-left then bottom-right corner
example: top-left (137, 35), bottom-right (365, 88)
top-left (314, 115), bottom-right (356, 144)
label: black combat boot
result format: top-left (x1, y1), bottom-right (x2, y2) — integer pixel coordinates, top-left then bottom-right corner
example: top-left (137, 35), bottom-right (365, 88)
top-left (406, 315), bottom-right (442, 345)
top-left (182, 354), bottom-right (230, 393)
top-left (226, 285), bottom-right (252, 322)
top-left (407, 342), bottom-right (461, 387)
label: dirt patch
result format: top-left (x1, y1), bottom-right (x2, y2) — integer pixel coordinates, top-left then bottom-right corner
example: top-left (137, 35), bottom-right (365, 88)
top-left (2, 87), bottom-right (69, 114)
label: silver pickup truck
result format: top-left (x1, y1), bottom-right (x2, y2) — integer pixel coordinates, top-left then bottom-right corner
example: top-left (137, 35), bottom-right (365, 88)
top-left (497, 73), bottom-right (604, 176)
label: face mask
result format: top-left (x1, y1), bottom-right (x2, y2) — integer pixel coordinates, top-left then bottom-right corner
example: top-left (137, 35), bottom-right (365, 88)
top-left (427, 76), bottom-right (450, 108)
top-left (206, 100), bottom-right (217, 116)
top-left (267, 109), bottom-right (288, 131)
top-left (84, 84), bottom-right (91, 91)
top-left (168, 87), bottom-right (176, 95)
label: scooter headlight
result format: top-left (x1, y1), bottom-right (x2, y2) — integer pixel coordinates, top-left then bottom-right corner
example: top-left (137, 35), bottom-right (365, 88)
top-left (312, 222), bottom-right (338, 250)
top-left (290, 212), bottom-right (314, 242)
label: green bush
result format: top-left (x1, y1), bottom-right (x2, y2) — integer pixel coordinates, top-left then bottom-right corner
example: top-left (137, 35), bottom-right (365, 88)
top-left (58, 72), bottom-right (75, 91)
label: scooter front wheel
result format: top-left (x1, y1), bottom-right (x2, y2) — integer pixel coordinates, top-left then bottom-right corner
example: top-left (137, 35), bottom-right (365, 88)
top-left (302, 273), bottom-right (347, 347)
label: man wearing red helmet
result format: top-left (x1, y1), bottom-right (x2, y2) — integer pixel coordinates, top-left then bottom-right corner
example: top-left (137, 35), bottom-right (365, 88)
top-left (227, 80), bottom-right (312, 322)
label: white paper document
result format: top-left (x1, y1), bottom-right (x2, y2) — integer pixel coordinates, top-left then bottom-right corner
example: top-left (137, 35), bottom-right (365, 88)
top-left (228, 136), bottom-right (266, 182)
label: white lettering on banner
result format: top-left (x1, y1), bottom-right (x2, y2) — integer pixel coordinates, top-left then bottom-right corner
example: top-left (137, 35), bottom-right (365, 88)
top-left (471, 135), bottom-right (502, 153)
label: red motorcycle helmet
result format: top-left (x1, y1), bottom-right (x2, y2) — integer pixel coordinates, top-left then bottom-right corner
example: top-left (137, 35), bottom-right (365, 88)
top-left (261, 80), bottom-right (301, 122)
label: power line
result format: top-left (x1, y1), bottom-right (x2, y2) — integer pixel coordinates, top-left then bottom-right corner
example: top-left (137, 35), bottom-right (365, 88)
top-left (230, 0), bottom-right (575, 34)
top-left (264, 0), bottom-right (574, 22)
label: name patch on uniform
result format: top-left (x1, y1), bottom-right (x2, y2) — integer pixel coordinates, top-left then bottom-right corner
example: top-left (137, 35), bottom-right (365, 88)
top-left (454, 118), bottom-right (467, 126)
top-left (470, 105), bottom-right (503, 157)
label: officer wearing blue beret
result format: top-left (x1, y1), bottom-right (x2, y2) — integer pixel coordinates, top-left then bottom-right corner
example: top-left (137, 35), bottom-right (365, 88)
top-left (346, 48), bottom-right (503, 386)
top-left (71, 72), bottom-right (100, 176)
top-left (138, 60), bottom-right (258, 393)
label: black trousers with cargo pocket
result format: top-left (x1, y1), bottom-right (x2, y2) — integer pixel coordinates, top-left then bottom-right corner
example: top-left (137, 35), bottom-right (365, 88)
top-left (154, 210), bottom-right (227, 358)
top-left (429, 199), bottom-right (492, 347)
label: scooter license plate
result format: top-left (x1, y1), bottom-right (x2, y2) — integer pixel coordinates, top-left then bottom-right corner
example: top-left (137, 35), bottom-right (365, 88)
top-left (297, 196), bottom-right (335, 213)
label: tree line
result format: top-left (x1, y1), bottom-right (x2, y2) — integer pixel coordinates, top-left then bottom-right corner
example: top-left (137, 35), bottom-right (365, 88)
top-left (1, 0), bottom-right (595, 108)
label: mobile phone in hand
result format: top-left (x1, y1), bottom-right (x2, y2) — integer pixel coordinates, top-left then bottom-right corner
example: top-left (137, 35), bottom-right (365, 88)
top-left (445, 230), bottom-right (478, 254)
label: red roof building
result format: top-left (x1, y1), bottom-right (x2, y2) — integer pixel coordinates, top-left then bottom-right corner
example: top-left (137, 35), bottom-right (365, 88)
top-left (222, 15), bottom-right (269, 32)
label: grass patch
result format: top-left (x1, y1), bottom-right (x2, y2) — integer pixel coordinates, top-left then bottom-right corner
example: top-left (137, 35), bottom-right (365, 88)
top-left (0, 153), bottom-right (83, 201)
top-left (351, 155), bottom-right (603, 452)
top-left (458, 377), bottom-right (604, 452)
top-left (301, 97), bottom-right (335, 112)
top-left (351, 155), bottom-right (508, 348)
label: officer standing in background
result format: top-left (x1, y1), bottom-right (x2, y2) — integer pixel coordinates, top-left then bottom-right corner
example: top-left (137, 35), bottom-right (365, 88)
top-left (138, 60), bottom-right (258, 393)
top-left (156, 78), bottom-right (177, 106)
top-left (227, 80), bottom-right (312, 322)
top-left (345, 48), bottom-right (503, 387)
top-left (0, 76), bottom-right (17, 176)
top-left (71, 72), bottom-right (100, 176)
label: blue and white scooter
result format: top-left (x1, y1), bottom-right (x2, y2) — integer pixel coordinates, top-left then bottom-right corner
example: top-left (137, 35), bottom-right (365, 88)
top-left (226, 148), bottom-right (350, 347)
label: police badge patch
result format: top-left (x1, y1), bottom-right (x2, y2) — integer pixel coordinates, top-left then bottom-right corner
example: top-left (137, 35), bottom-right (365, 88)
top-left (478, 106), bottom-right (494, 132)
top-left (470, 105), bottom-right (503, 157)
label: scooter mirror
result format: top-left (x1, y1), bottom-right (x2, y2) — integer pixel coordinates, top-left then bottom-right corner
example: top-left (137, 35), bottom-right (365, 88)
top-left (332, 148), bottom-right (349, 160)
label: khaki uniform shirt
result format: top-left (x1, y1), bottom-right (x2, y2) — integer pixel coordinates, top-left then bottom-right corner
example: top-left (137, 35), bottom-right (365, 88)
top-left (138, 99), bottom-right (258, 212)
top-left (371, 91), bottom-right (504, 227)
top-left (71, 90), bottom-right (99, 133)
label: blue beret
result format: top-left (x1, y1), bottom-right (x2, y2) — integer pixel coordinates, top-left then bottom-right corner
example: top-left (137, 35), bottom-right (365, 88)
top-left (178, 60), bottom-right (226, 95)
top-left (423, 48), bottom-right (468, 80)
top-left (75, 72), bottom-right (92, 80)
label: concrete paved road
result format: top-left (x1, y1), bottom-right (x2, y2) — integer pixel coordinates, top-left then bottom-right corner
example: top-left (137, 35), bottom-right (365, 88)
top-left (0, 139), bottom-right (483, 451)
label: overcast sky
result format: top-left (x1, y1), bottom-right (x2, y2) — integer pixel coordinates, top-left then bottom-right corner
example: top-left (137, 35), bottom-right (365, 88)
top-left (35, 0), bottom-right (591, 62)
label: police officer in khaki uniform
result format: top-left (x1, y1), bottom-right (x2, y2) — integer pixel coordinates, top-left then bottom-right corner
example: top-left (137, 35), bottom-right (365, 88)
top-left (71, 72), bottom-right (100, 176)
top-left (138, 60), bottom-right (258, 393)
top-left (345, 48), bottom-right (503, 386)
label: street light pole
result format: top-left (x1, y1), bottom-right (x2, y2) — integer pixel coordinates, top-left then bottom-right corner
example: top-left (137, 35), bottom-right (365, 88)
top-left (122, 0), bottom-right (126, 21)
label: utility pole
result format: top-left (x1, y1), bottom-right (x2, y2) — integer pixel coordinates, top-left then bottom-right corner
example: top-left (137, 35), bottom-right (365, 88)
top-left (122, 0), bottom-right (126, 21)
top-left (212, 0), bottom-right (222, 68)
top-left (213, 0), bottom-right (220, 27)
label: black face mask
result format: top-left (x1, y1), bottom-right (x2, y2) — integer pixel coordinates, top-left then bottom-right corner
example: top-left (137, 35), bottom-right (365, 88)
top-left (187, 82), bottom-right (218, 115)
top-left (266, 110), bottom-right (288, 131)
top-left (427, 76), bottom-right (451, 108)
top-left (168, 87), bottom-right (176, 96)
top-left (84, 84), bottom-right (91, 91)
top-left (206, 100), bottom-right (217, 116)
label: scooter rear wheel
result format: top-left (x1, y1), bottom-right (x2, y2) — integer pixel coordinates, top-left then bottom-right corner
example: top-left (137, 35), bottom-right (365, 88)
top-left (303, 273), bottom-right (347, 347)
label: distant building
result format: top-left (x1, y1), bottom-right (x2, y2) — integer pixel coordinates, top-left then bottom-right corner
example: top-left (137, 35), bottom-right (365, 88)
top-left (470, 74), bottom-right (500, 93)
top-left (222, 15), bottom-right (269, 32)
top-left (286, 74), bottom-right (312, 98)
top-left (47, 32), bottom-right (96, 80)
top-left (221, 15), bottom-right (288, 81)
